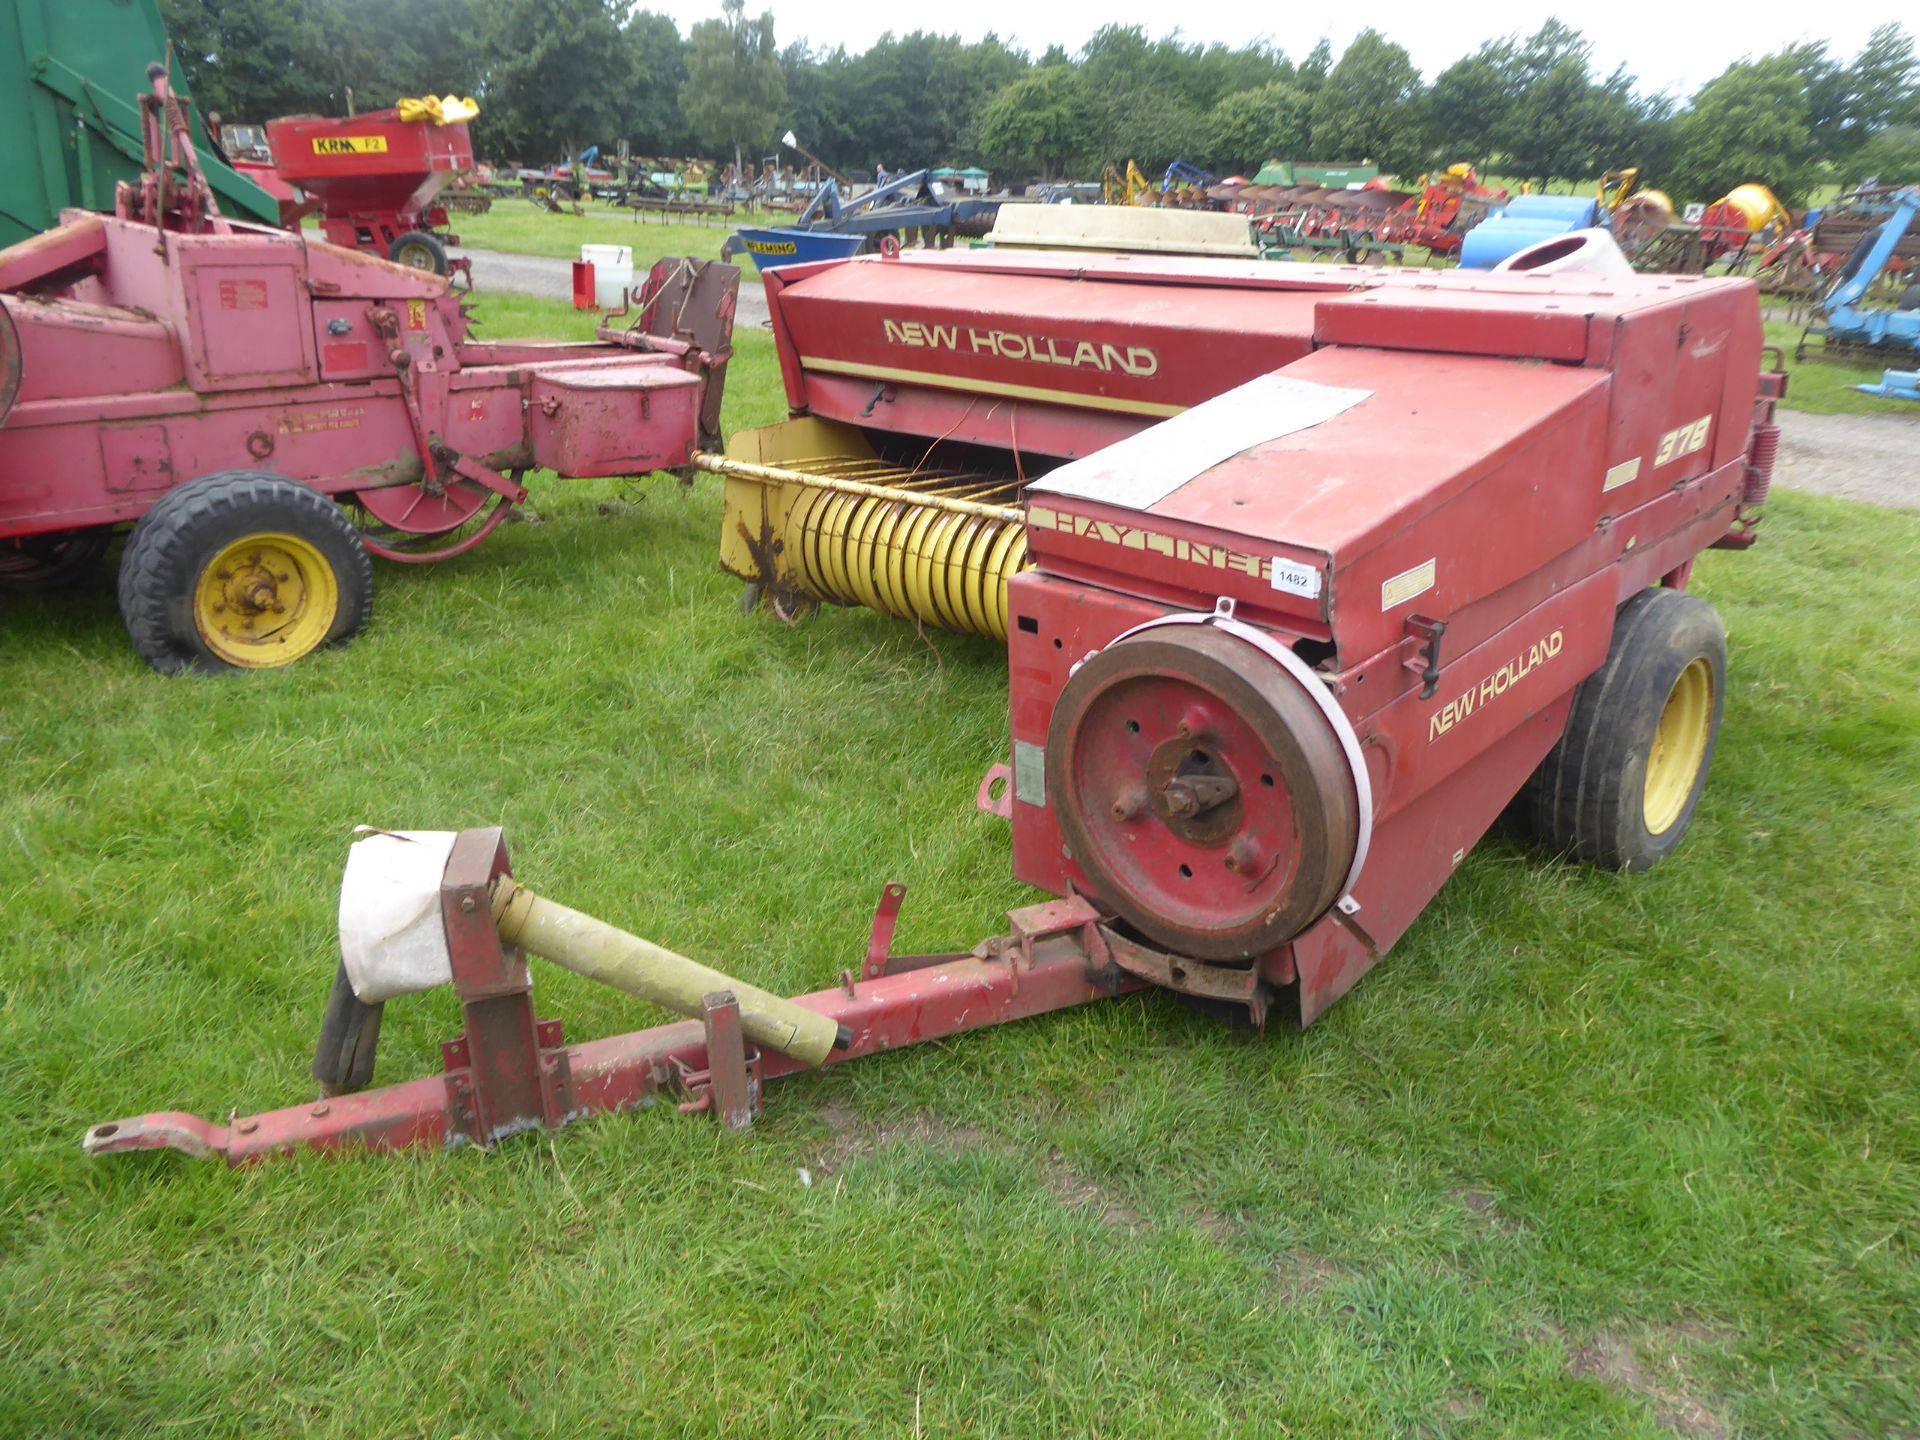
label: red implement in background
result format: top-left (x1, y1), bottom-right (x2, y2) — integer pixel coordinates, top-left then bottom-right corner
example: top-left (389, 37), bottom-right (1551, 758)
top-left (267, 108), bottom-right (474, 277)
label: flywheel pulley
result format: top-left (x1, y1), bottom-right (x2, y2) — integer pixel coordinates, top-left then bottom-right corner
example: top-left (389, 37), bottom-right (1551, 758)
top-left (1046, 619), bottom-right (1364, 961)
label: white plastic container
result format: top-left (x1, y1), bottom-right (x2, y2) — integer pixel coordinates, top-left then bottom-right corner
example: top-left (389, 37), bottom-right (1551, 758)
top-left (1490, 228), bottom-right (1635, 281)
top-left (580, 243), bottom-right (634, 308)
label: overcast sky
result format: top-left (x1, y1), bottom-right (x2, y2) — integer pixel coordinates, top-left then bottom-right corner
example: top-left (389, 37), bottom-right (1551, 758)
top-left (640, 2), bottom-right (1908, 100)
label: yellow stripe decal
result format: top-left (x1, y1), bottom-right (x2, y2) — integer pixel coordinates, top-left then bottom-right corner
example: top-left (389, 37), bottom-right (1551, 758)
top-left (799, 357), bottom-right (1187, 418)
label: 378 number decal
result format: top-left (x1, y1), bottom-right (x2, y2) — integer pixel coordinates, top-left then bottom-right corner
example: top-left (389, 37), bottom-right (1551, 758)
top-left (1654, 415), bottom-right (1712, 467)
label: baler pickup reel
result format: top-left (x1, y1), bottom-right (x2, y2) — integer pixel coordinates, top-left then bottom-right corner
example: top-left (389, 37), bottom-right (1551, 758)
top-left (84, 827), bottom-right (1184, 1165)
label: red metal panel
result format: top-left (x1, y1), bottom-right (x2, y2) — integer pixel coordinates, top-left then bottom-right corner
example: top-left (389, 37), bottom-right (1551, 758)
top-left (98, 423), bottom-right (173, 494)
top-left (768, 254), bottom-right (1327, 427)
top-left (800, 372), bottom-right (1152, 459)
top-left (5, 298), bottom-right (184, 401)
top-left (1024, 348), bottom-right (1611, 664)
top-left (178, 249), bottom-right (317, 390)
top-left (1363, 567), bottom-right (1617, 820)
top-left (1005, 573), bottom-right (1170, 904)
top-left (1313, 287), bottom-right (1594, 361)
top-left (528, 365), bottom-right (703, 476)
top-left (0, 216), bottom-right (108, 293)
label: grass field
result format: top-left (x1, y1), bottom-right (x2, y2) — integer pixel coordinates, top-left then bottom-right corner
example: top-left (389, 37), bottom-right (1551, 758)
top-left (2, 305), bottom-right (1918, 1438)
top-left (452, 196), bottom-right (773, 266)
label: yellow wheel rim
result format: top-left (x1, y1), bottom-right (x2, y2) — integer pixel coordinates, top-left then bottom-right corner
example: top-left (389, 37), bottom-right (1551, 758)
top-left (395, 243), bottom-right (435, 271)
top-left (192, 532), bottom-right (339, 668)
top-left (1644, 657), bottom-right (1714, 834)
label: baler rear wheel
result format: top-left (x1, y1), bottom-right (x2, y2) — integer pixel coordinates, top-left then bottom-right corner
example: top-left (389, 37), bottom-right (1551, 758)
top-left (389, 231), bottom-right (450, 276)
top-left (0, 528), bottom-right (113, 594)
top-left (118, 472), bottom-right (373, 675)
top-left (1524, 587), bottom-right (1726, 871)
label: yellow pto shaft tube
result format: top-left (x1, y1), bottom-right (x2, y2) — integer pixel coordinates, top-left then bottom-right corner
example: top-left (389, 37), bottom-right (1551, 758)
top-left (490, 877), bottom-right (844, 1065)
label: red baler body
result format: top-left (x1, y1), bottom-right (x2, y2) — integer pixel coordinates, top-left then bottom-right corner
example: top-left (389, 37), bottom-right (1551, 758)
top-left (759, 250), bottom-right (1773, 1022)
top-left (83, 251), bottom-right (1786, 1162)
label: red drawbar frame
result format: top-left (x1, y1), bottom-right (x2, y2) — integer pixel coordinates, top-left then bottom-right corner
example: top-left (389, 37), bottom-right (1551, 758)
top-left (84, 831), bottom-right (1140, 1164)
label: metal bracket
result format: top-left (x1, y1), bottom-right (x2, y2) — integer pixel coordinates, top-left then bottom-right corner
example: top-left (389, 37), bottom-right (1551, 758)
top-left (673, 992), bottom-right (761, 1132)
top-left (975, 763), bottom-right (1013, 819)
top-left (864, 883), bottom-right (907, 979)
top-left (1007, 894), bottom-right (1104, 969)
top-left (1102, 927), bottom-right (1273, 1032)
top-left (1405, 613), bottom-right (1447, 700)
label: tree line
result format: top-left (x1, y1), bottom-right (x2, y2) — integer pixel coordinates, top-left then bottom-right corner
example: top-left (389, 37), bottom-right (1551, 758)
top-left (159, 0), bottom-right (1920, 205)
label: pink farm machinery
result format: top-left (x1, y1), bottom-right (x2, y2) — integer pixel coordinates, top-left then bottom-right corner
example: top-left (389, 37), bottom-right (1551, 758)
top-left (87, 231), bottom-right (1787, 1164)
top-left (0, 67), bottom-right (737, 673)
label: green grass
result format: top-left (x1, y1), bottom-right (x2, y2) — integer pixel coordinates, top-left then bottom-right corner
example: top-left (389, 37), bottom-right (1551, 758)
top-left (451, 196), bottom-right (780, 266)
top-left (2, 304), bottom-right (1918, 1438)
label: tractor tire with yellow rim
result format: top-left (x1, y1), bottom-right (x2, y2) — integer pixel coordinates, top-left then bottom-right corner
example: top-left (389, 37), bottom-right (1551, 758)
top-left (1524, 586), bottom-right (1727, 871)
top-left (388, 230), bottom-right (449, 276)
top-left (117, 471), bottom-right (373, 675)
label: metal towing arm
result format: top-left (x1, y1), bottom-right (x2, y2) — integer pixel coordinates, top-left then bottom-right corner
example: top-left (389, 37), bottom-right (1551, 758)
top-left (83, 828), bottom-right (1146, 1164)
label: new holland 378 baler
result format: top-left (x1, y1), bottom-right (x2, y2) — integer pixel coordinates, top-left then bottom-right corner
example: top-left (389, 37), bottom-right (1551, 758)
top-left (86, 240), bottom-right (1784, 1163)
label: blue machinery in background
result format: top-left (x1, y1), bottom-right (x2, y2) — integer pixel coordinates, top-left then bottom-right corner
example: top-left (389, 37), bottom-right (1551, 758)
top-left (1162, 161), bottom-right (1218, 193)
top-left (1800, 187), bottom-right (1920, 400)
top-left (723, 169), bottom-right (1003, 272)
top-left (1458, 194), bottom-right (1601, 269)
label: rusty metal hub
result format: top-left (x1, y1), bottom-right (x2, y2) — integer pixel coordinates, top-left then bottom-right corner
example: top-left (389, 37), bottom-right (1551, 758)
top-left (1047, 625), bottom-right (1359, 961)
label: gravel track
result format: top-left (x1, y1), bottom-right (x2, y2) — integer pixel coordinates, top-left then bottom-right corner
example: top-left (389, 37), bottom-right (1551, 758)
top-left (1774, 410), bottom-right (1918, 512)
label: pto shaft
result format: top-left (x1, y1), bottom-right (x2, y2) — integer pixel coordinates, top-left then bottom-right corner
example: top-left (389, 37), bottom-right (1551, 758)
top-left (490, 877), bottom-right (844, 1065)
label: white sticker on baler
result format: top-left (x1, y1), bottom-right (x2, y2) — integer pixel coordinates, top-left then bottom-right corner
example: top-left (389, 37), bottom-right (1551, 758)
top-left (1270, 557), bottom-right (1323, 599)
top-left (1030, 372), bottom-right (1372, 512)
top-left (1602, 458), bottom-right (1642, 492)
top-left (1013, 741), bottom-right (1047, 807)
top-left (1381, 558), bottom-right (1435, 611)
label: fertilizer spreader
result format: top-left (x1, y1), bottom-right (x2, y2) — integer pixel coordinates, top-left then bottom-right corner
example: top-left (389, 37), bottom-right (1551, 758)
top-left (266, 100), bottom-right (479, 279)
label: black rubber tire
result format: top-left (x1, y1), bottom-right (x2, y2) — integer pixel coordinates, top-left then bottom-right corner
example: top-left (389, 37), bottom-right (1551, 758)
top-left (0, 527), bottom-right (114, 594)
top-left (117, 471), bottom-right (373, 675)
top-left (388, 230), bottom-right (449, 276)
top-left (1524, 587), bottom-right (1727, 872)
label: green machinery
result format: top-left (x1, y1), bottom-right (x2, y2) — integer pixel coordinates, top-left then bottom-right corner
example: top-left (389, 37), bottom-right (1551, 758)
top-left (1249, 160), bottom-right (1380, 189)
top-left (2, 0), bottom-right (280, 245)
